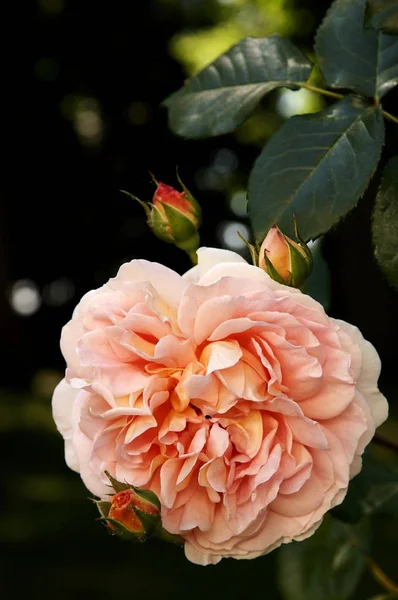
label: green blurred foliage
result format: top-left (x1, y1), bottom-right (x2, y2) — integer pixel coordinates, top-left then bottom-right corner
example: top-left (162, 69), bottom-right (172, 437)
top-left (158, 0), bottom-right (314, 75)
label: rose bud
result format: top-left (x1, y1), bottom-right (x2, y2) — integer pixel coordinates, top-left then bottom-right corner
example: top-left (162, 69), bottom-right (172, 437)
top-left (95, 472), bottom-right (183, 546)
top-left (124, 175), bottom-right (201, 262)
top-left (95, 475), bottom-right (161, 543)
top-left (259, 222), bottom-right (312, 288)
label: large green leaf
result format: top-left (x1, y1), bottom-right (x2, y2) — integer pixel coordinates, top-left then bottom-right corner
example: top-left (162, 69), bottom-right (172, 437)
top-left (163, 36), bottom-right (312, 138)
top-left (332, 450), bottom-right (398, 523)
top-left (277, 516), bottom-right (368, 600)
top-left (366, 0), bottom-right (398, 35)
top-left (315, 0), bottom-right (398, 99)
top-left (247, 96), bottom-right (384, 242)
top-left (372, 156), bottom-right (398, 290)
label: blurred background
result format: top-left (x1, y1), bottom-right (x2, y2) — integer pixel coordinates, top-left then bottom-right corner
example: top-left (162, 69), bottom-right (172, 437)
top-left (1, 0), bottom-right (397, 597)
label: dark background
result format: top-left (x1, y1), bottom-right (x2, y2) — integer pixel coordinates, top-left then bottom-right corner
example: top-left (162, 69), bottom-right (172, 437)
top-left (1, 1), bottom-right (397, 598)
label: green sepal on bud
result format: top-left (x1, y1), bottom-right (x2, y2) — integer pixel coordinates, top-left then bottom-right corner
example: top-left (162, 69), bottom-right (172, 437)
top-left (154, 201), bottom-right (200, 252)
top-left (99, 515), bottom-right (147, 543)
top-left (263, 252), bottom-right (287, 285)
top-left (237, 231), bottom-right (259, 266)
top-left (176, 168), bottom-right (201, 223)
top-left (93, 472), bottom-right (183, 547)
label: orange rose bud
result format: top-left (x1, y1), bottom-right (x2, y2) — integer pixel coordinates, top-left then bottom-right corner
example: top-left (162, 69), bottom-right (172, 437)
top-left (96, 474), bottom-right (161, 543)
top-left (107, 490), bottom-right (147, 535)
top-left (95, 472), bottom-right (183, 546)
top-left (259, 223), bottom-right (312, 288)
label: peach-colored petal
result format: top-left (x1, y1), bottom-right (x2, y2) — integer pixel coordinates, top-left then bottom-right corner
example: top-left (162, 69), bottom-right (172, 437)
top-left (193, 247), bottom-right (247, 279)
top-left (334, 319), bottom-right (388, 426)
top-left (200, 340), bottom-right (242, 374)
top-left (52, 379), bottom-right (79, 471)
top-left (223, 411), bottom-right (263, 457)
top-left (110, 259), bottom-right (187, 307)
top-left (206, 423), bottom-right (230, 458)
top-left (286, 415), bottom-right (329, 450)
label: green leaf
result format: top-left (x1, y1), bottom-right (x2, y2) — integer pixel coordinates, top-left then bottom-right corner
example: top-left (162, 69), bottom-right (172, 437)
top-left (315, 0), bottom-right (398, 99)
top-left (372, 156), bottom-right (398, 290)
top-left (377, 35), bottom-right (398, 98)
top-left (277, 516), bottom-right (368, 600)
top-left (366, 0), bottom-right (398, 35)
top-left (248, 96), bottom-right (384, 242)
top-left (163, 36), bottom-right (312, 138)
top-left (332, 450), bottom-right (398, 523)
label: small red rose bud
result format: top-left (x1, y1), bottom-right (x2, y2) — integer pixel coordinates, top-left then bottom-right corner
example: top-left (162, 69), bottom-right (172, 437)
top-left (153, 182), bottom-right (199, 225)
top-left (149, 178), bottom-right (201, 254)
top-left (259, 221), bottom-right (312, 288)
top-left (124, 174), bottom-right (201, 262)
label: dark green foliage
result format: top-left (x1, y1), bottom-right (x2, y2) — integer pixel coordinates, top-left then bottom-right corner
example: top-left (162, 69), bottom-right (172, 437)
top-left (163, 36), bottom-right (312, 138)
top-left (248, 97), bottom-right (384, 241)
top-left (277, 516), bottom-right (368, 600)
top-left (372, 157), bottom-right (398, 290)
top-left (315, 0), bottom-right (398, 99)
top-left (366, 0), bottom-right (398, 35)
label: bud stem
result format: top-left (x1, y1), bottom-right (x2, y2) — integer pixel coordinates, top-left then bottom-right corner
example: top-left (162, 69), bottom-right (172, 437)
top-left (155, 524), bottom-right (184, 546)
top-left (187, 250), bottom-right (198, 266)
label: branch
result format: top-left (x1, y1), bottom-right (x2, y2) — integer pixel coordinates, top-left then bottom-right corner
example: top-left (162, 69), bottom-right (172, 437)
top-left (299, 82), bottom-right (345, 100)
top-left (382, 109), bottom-right (398, 125)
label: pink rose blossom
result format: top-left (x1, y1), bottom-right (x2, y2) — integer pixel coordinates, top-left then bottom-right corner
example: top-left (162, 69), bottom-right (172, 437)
top-left (52, 247), bottom-right (388, 565)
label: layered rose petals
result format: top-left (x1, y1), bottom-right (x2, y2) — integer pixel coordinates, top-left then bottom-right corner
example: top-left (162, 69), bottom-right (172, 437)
top-left (53, 247), bottom-right (388, 565)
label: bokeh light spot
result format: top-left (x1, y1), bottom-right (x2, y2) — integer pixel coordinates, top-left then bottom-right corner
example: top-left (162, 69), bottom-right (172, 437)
top-left (10, 280), bottom-right (41, 316)
top-left (276, 88), bottom-right (325, 119)
top-left (34, 58), bottom-right (59, 82)
top-left (38, 0), bottom-right (65, 14)
top-left (43, 277), bottom-right (75, 306)
top-left (128, 101), bottom-right (151, 125)
top-left (212, 148), bottom-right (239, 174)
top-left (195, 167), bottom-right (225, 191)
top-left (73, 98), bottom-right (103, 147)
top-left (229, 190), bottom-right (248, 217)
top-left (217, 221), bottom-right (250, 251)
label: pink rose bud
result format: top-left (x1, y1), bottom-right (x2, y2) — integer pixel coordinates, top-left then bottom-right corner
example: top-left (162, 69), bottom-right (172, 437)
top-left (259, 224), bottom-right (312, 288)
